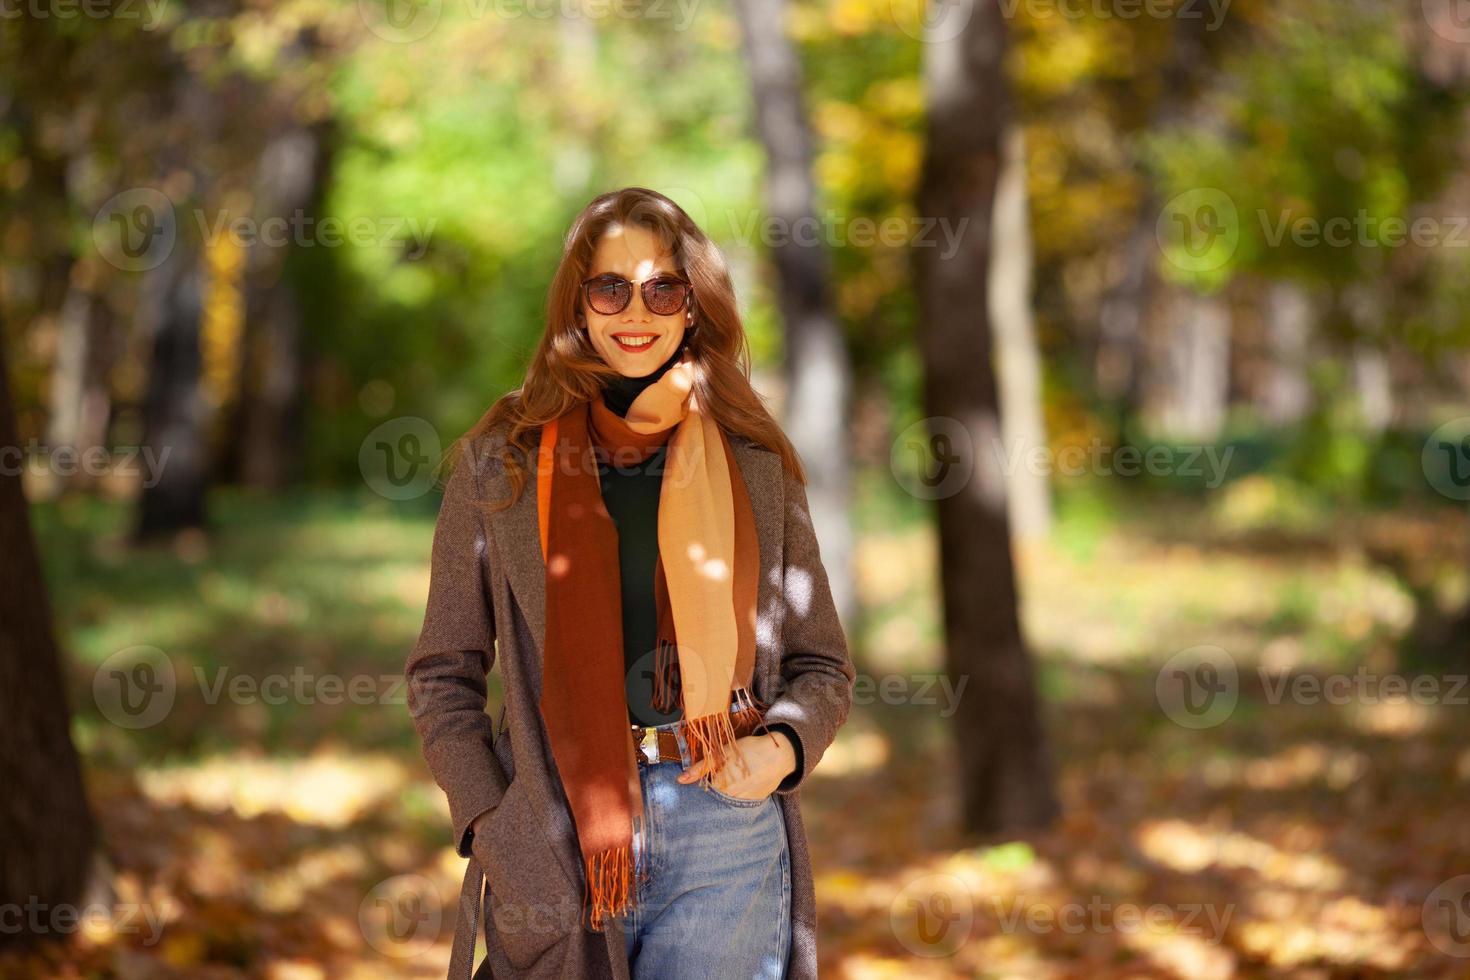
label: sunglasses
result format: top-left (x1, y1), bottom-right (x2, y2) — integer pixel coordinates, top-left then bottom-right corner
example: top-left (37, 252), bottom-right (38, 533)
top-left (581, 272), bottom-right (693, 317)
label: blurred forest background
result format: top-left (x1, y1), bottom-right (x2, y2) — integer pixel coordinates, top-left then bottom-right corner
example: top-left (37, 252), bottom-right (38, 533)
top-left (2, 0), bottom-right (1470, 976)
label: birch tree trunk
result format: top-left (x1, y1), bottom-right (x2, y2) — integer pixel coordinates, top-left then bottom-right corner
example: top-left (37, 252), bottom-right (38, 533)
top-left (1157, 284), bottom-right (1230, 440)
top-left (1259, 281), bottom-right (1313, 426)
top-left (988, 125), bottom-right (1051, 539)
top-left (731, 0), bottom-right (856, 628)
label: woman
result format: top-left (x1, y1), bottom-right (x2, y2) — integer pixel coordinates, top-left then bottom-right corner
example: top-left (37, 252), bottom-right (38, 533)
top-left (405, 187), bottom-right (855, 980)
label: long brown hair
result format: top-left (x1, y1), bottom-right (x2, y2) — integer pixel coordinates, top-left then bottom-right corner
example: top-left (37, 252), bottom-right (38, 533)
top-left (449, 186), bottom-right (805, 511)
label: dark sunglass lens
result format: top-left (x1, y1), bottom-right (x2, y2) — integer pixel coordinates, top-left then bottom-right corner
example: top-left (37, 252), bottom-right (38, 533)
top-left (645, 279), bottom-right (689, 316)
top-left (588, 279), bottom-right (632, 315)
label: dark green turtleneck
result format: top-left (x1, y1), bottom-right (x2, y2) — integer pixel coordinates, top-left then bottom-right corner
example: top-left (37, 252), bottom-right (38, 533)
top-left (599, 348), bottom-right (684, 727)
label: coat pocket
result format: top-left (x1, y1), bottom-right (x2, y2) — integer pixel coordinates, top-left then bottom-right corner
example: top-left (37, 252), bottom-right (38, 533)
top-left (475, 780), bottom-right (580, 970)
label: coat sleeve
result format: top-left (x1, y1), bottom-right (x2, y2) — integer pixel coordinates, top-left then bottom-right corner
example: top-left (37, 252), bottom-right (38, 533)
top-left (405, 449), bottom-right (510, 857)
top-left (761, 464), bottom-right (857, 794)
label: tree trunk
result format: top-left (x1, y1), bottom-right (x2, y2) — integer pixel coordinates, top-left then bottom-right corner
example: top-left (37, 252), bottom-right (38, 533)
top-left (232, 123), bottom-right (331, 490)
top-left (731, 0), bottom-right (857, 628)
top-left (1096, 207), bottom-right (1156, 431)
top-left (1352, 344), bottom-right (1393, 434)
top-left (913, 0), bottom-right (1059, 834)
top-left (1258, 280), bottom-right (1313, 426)
top-left (44, 277), bottom-right (95, 454)
top-left (136, 227), bottom-right (210, 539)
top-left (988, 125), bottom-right (1051, 539)
top-left (1155, 283), bottom-right (1230, 440)
top-left (44, 264), bottom-right (113, 493)
top-left (0, 318), bottom-right (97, 939)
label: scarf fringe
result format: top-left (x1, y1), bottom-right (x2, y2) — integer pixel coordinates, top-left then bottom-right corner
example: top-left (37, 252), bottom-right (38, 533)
top-left (584, 841), bottom-right (637, 932)
top-left (651, 638), bottom-right (682, 714)
top-left (683, 707), bottom-right (744, 781)
top-left (730, 685), bottom-right (768, 739)
top-left (685, 682), bottom-right (773, 784)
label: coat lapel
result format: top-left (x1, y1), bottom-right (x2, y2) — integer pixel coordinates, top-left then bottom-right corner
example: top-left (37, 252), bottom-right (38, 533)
top-left (486, 430), bottom-right (781, 672)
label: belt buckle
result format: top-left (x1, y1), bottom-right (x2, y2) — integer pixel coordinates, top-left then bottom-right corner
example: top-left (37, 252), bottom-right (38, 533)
top-left (631, 725), bottom-right (658, 765)
top-left (671, 724), bottom-right (693, 767)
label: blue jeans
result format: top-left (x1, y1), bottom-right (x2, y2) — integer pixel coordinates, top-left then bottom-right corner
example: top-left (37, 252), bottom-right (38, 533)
top-left (618, 758), bottom-right (790, 979)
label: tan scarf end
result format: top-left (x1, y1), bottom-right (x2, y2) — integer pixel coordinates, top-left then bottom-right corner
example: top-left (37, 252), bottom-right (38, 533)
top-left (584, 842), bottom-right (637, 932)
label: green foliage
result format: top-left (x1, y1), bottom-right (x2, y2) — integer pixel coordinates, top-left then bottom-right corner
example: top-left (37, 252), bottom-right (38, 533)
top-left (1143, 0), bottom-right (1459, 295)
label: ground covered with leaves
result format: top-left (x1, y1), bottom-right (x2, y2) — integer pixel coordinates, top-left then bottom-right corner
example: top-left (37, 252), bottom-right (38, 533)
top-left (5, 478), bottom-right (1467, 978)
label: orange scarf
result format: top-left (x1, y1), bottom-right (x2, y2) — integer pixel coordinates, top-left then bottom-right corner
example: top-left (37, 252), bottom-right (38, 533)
top-left (535, 353), bottom-right (766, 931)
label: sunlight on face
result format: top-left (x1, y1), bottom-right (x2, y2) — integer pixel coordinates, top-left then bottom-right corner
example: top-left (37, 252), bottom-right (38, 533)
top-left (583, 223), bottom-right (688, 378)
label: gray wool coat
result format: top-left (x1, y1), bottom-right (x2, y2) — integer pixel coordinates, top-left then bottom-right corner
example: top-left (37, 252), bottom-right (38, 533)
top-left (404, 420), bottom-right (856, 980)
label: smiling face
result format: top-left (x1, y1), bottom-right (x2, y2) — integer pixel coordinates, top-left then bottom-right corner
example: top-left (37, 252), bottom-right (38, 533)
top-left (581, 223), bottom-right (690, 377)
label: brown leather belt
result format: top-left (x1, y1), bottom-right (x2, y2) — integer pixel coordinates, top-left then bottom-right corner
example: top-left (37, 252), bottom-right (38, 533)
top-left (631, 692), bottom-right (761, 767)
top-left (629, 723), bottom-right (687, 766)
